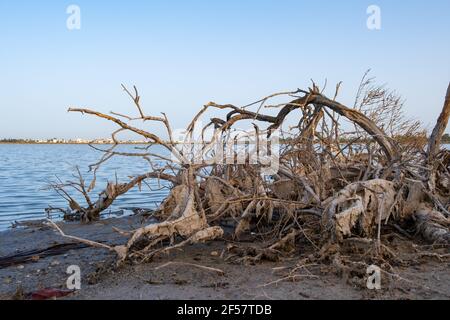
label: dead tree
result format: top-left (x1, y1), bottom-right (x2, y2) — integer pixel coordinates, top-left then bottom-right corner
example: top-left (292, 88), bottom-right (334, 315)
top-left (48, 77), bottom-right (450, 264)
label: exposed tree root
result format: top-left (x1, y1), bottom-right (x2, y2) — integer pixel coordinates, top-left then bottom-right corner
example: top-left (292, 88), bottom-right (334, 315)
top-left (47, 76), bottom-right (450, 270)
top-left (414, 205), bottom-right (450, 245)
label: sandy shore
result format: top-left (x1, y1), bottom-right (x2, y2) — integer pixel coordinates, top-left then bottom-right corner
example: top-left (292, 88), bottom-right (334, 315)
top-left (0, 216), bottom-right (449, 300)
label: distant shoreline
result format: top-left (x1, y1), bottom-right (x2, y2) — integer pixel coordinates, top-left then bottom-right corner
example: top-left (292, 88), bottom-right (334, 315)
top-left (1, 142), bottom-right (449, 145)
top-left (0, 142), bottom-right (148, 145)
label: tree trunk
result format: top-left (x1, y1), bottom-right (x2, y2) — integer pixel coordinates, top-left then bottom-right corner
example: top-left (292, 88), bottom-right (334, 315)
top-left (427, 83), bottom-right (450, 161)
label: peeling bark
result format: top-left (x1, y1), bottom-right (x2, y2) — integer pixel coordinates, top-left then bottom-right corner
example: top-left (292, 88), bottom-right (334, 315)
top-left (414, 205), bottom-right (450, 244)
top-left (47, 78), bottom-right (450, 264)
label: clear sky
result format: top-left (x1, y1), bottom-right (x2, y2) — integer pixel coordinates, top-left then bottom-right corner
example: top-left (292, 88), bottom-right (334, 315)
top-left (0, 0), bottom-right (449, 139)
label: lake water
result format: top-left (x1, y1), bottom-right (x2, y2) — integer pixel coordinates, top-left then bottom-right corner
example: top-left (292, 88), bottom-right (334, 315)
top-left (0, 144), bottom-right (449, 231)
top-left (0, 144), bottom-right (170, 230)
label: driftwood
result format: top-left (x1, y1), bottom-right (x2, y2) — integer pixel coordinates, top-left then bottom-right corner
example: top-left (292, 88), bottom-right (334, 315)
top-left (414, 205), bottom-right (450, 244)
top-left (47, 75), bottom-right (450, 266)
top-left (0, 243), bottom-right (88, 269)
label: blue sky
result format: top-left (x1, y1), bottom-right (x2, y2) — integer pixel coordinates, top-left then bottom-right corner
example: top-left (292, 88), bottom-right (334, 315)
top-left (0, 0), bottom-right (449, 139)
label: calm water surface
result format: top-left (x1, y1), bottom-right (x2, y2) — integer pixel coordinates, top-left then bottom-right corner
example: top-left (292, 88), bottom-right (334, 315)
top-left (0, 144), bottom-right (170, 230)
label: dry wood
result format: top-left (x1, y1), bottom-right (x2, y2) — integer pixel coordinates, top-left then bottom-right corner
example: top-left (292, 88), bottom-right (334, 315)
top-left (47, 76), bottom-right (450, 265)
top-left (427, 83), bottom-right (450, 161)
top-left (154, 261), bottom-right (225, 275)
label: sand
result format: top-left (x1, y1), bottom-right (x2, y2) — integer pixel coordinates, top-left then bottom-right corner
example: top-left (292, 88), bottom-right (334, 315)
top-left (0, 215), bottom-right (449, 300)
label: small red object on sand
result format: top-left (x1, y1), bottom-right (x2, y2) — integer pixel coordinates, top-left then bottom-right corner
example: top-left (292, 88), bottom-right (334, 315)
top-left (30, 288), bottom-right (74, 300)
